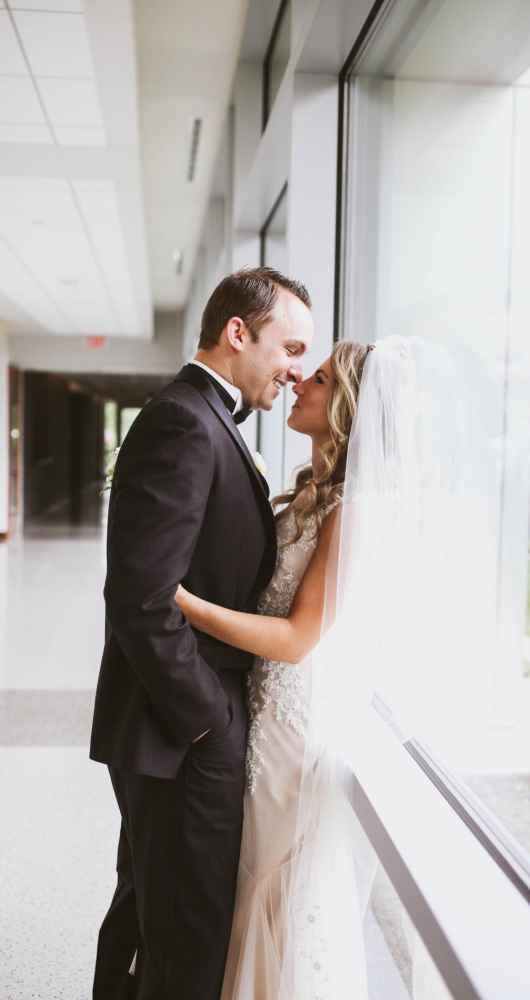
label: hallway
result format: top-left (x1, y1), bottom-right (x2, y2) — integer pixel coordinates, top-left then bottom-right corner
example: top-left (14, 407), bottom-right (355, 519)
top-left (1, 0), bottom-right (530, 995)
top-left (0, 517), bottom-right (119, 1000)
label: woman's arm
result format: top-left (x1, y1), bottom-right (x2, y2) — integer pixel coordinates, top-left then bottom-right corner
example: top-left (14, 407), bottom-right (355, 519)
top-left (175, 509), bottom-right (339, 664)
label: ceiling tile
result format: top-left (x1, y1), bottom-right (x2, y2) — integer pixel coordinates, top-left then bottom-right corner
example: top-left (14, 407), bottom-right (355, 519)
top-left (0, 11), bottom-right (29, 75)
top-left (38, 77), bottom-right (103, 127)
top-left (0, 123), bottom-right (53, 143)
top-left (73, 180), bottom-right (139, 335)
top-left (0, 77), bottom-right (45, 124)
top-left (55, 125), bottom-right (106, 147)
top-left (13, 11), bottom-right (94, 78)
top-left (10, 2), bottom-right (84, 11)
top-left (0, 240), bottom-right (71, 334)
top-left (0, 177), bottom-right (115, 334)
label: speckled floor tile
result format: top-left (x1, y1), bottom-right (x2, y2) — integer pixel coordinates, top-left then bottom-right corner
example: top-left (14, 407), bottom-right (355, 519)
top-left (0, 690), bottom-right (95, 746)
top-left (0, 529), bottom-right (106, 691)
top-left (0, 748), bottom-right (119, 1000)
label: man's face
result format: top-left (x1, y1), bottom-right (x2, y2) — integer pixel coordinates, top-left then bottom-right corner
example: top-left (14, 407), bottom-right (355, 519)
top-left (236, 289), bottom-right (314, 410)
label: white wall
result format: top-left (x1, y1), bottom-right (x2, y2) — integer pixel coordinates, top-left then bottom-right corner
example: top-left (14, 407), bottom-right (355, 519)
top-left (8, 312), bottom-right (182, 376)
top-left (182, 59), bottom-right (263, 360)
top-left (183, 198), bottom-right (231, 360)
top-left (232, 231), bottom-right (261, 452)
top-left (0, 323), bottom-right (9, 535)
top-left (184, 0), bottom-right (340, 492)
top-left (232, 62), bottom-right (262, 210)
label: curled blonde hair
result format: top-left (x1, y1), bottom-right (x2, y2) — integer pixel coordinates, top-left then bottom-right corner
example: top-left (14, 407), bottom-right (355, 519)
top-left (274, 340), bottom-right (374, 541)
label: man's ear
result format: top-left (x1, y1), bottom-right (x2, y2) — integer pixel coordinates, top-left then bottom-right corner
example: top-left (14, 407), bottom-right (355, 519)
top-left (225, 316), bottom-right (247, 353)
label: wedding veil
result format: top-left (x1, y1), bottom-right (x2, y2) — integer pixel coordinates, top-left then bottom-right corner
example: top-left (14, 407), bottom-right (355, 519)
top-left (278, 335), bottom-right (499, 997)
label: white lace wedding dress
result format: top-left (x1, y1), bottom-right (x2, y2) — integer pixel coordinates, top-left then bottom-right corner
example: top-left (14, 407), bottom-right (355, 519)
top-left (220, 501), bottom-right (370, 1000)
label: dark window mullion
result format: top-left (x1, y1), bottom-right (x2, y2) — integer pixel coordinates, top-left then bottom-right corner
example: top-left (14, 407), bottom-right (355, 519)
top-left (262, 0), bottom-right (290, 132)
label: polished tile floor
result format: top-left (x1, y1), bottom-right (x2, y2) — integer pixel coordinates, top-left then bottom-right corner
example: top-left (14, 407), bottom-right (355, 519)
top-left (1, 509), bottom-right (529, 999)
top-left (0, 748), bottom-right (119, 1000)
top-left (0, 515), bottom-right (120, 1000)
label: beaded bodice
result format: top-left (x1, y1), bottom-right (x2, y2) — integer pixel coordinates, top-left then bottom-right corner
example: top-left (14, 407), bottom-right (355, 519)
top-left (257, 504), bottom-right (319, 618)
top-left (245, 503), bottom-right (328, 794)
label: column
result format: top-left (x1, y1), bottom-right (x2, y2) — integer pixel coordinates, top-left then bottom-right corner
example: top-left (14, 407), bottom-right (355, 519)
top-left (285, 73), bottom-right (338, 486)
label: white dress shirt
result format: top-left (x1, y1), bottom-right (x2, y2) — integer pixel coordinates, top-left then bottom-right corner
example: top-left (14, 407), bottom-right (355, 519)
top-left (190, 360), bottom-right (243, 415)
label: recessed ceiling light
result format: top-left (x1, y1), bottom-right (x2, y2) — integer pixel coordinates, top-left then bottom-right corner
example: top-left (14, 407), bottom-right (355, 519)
top-left (59, 276), bottom-right (79, 287)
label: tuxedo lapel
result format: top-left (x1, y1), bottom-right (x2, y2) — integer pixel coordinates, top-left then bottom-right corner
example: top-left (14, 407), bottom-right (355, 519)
top-left (173, 365), bottom-right (275, 527)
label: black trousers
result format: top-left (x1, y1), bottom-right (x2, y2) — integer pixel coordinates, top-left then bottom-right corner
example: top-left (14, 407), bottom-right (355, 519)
top-left (92, 674), bottom-right (248, 1000)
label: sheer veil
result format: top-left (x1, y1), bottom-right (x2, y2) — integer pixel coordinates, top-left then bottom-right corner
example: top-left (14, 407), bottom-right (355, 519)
top-left (278, 335), bottom-right (499, 997)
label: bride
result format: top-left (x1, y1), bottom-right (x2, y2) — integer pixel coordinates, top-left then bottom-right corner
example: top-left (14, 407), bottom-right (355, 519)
top-left (177, 331), bottom-right (494, 999)
top-left (176, 339), bottom-right (375, 999)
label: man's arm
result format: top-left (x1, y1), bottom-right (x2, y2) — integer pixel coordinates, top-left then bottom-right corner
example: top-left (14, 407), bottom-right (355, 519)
top-left (104, 398), bottom-right (230, 743)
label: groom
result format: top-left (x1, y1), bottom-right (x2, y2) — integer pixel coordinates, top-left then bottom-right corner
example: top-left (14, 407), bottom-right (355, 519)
top-left (90, 267), bottom-right (314, 999)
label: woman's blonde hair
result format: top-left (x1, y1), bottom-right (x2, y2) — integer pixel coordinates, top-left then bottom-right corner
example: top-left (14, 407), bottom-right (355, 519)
top-left (274, 340), bottom-right (374, 541)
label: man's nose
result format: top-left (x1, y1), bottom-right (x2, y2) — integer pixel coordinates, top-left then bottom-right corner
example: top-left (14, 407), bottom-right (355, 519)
top-left (286, 361), bottom-right (303, 384)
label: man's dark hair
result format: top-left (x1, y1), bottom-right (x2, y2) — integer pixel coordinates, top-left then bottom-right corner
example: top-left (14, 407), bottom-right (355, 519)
top-left (198, 266), bottom-right (312, 350)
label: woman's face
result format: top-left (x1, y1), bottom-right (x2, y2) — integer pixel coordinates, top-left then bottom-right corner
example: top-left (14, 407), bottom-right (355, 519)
top-left (287, 356), bottom-right (334, 440)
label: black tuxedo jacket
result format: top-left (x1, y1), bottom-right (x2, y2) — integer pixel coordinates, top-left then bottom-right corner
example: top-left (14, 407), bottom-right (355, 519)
top-left (90, 364), bottom-right (277, 778)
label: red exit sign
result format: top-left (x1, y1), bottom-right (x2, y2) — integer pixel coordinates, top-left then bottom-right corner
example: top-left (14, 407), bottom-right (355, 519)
top-left (86, 336), bottom-right (106, 349)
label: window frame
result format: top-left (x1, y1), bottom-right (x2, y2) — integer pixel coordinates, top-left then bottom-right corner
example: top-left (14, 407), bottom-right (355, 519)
top-left (353, 704), bottom-right (530, 999)
top-left (333, 0), bottom-right (392, 342)
top-left (262, 0), bottom-right (291, 132)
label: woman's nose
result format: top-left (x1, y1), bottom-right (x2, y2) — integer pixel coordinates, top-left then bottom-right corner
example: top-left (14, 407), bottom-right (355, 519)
top-left (293, 380), bottom-right (304, 397)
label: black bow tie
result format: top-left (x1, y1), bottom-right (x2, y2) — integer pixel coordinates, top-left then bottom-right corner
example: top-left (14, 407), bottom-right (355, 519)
top-left (233, 406), bottom-right (253, 425)
top-left (221, 390), bottom-right (252, 425)
top-left (221, 392), bottom-right (252, 424)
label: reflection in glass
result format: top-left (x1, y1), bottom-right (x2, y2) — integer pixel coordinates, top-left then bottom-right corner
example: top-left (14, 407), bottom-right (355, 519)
top-left (365, 866), bottom-right (452, 1000)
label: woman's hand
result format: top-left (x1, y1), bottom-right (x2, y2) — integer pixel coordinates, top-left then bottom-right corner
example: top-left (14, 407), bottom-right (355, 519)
top-left (174, 584), bottom-right (192, 617)
top-left (171, 507), bottom-right (339, 664)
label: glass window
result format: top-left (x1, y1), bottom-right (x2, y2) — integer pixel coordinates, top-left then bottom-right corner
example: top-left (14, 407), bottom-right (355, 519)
top-left (339, 0), bottom-right (530, 865)
top-left (259, 185), bottom-right (288, 497)
top-left (119, 407), bottom-right (141, 445)
top-left (263, 1), bottom-right (291, 130)
top-left (103, 400), bottom-right (118, 465)
top-left (8, 367), bottom-right (21, 522)
top-left (526, 498), bottom-right (530, 675)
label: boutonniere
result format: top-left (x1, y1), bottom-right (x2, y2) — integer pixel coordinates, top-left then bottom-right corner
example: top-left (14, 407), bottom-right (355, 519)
top-left (100, 446), bottom-right (120, 495)
top-left (253, 451), bottom-right (267, 478)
